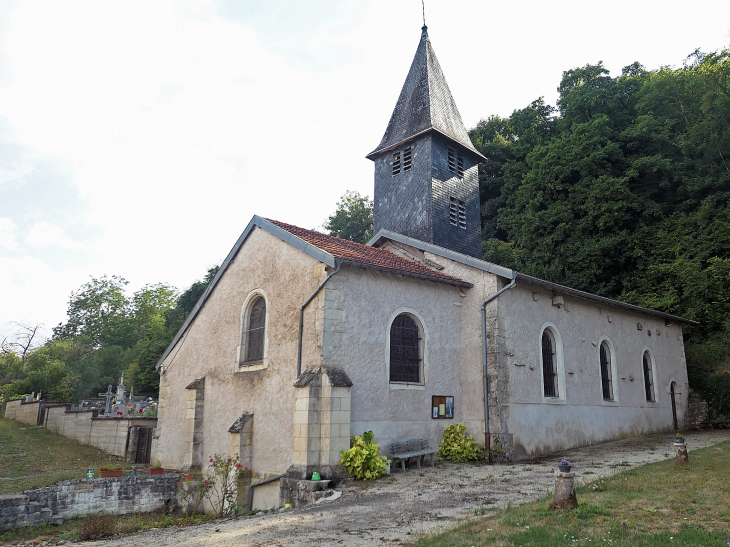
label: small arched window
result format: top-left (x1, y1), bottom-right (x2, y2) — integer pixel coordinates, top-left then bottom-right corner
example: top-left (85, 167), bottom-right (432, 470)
top-left (542, 329), bottom-right (559, 397)
top-left (243, 296), bottom-right (266, 364)
top-left (600, 342), bottom-right (613, 400)
top-left (389, 314), bottom-right (421, 383)
top-left (642, 351), bottom-right (655, 402)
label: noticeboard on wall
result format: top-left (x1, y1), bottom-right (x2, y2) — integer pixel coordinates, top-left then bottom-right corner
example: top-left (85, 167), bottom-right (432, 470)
top-left (432, 395), bottom-right (454, 419)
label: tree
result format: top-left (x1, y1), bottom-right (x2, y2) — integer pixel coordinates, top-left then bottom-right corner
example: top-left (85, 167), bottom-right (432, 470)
top-left (323, 191), bottom-right (374, 244)
top-left (53, 275), bottom-right (132, 348)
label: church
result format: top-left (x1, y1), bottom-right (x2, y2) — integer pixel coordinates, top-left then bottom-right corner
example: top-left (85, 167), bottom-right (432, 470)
top-left (153, 26), bottom-right (694, 507)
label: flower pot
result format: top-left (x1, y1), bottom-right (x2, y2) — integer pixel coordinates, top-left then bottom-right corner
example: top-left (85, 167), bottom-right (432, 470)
top-left (100, 469), bottom-right (122, 477)
top-left (675, 438), bottom-right (685, 444)
top-left (149, 467), bottom-right (164, 475)
top-left (558, 465), bottom-right (572, 473)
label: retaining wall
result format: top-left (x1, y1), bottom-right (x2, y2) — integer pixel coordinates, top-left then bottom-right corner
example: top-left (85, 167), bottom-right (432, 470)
top-left (4, 403), bottom-right (157, 461)
top-left (0, 474), bottom-right (178, 530)
top-left (3, 400), bottom-right (40, 425)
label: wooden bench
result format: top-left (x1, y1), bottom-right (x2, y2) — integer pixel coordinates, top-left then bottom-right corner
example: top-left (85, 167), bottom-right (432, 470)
top-left (388, 438), bottom-right (437, 472)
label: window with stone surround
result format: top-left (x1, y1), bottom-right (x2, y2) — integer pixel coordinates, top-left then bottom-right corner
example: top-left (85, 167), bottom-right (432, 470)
top-left (542, 329), bottom-right (558, 397)
top-left (238, 291), bottom-right (269, 369)
top-left (600, 341), bottom-right (614, 400)
top-left (539, 323), bottom-right (565, 402)
top-left (389, 314), bottom-right (422, 383)
top-left (643, 351), bottom-right (655, 402)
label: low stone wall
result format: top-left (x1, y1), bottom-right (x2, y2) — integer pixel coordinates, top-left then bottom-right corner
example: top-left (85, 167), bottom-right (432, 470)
top-left (0, 474), bottom-right (178, 530)
top-left (3, 400), bottom-right (40, 425)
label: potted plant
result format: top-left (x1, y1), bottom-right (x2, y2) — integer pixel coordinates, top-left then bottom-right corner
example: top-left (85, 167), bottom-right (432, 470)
top-left (99, 466), bottom-right (123, 477)
top-left (675, 433), bottom-right (685, 444)
top-left (558, 458), bottom-right (572, 473)
top-left (149, 460), bottom-right (164, 475)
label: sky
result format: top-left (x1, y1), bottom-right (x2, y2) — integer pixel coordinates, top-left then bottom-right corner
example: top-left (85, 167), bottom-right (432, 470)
top-left (1, 0), bottom-right (728, 342)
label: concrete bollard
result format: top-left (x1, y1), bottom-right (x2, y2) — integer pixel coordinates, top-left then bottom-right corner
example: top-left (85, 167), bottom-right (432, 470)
top-left (549, 471), bottom-right (578, 511)
top-left (675, 442), bottom-right (688, 465)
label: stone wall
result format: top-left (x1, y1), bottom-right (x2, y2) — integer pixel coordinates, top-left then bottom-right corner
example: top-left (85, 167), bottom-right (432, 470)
top-left (684, 395), bottom-right (709, 429)
top-left (4, 400), bottom-right (40, 425)
top-left (0, 474), bottom-right (178, 531)
top-left (5, 403), bottom-right (157, 461)
top-left (44, 405), bottom-right (94, 444)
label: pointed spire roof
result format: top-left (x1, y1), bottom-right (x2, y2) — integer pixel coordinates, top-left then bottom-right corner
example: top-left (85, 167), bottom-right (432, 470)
top-left (367, 26), bottom-right (486, 161)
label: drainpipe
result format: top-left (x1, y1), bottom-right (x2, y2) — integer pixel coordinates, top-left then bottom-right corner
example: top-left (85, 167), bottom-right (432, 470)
top-left (481, 273), bottom-right (517, 460)
top-left (297, 261), bottom-right (342, 378)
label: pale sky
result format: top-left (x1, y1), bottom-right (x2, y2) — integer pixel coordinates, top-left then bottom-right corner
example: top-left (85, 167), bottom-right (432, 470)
top-left (1, 0), bottom-right (728, 341)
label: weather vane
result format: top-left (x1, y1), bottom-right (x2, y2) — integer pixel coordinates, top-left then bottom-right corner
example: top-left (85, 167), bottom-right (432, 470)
top-left (422, 0), bottom-right (426, 27)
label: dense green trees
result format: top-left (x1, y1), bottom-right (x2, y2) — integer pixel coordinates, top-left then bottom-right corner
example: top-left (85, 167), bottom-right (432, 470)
top-left (1, 269), bottom-right (218, 404)
top-left (471, 48), bottom-right (730, 417)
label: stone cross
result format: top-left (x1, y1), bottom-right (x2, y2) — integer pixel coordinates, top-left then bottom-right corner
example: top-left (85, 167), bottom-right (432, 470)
top-left (99, 385), bottom-right (114, 416)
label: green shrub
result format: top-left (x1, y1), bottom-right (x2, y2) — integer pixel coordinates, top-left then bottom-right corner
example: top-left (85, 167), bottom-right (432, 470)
top-left (438, 422), bottom-right (481, 462)
top-left (339, 431), bottom-right (389, 481)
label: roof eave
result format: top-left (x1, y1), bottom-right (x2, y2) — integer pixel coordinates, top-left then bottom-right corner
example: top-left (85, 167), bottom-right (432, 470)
top-left (513, 273), bottom-right (700, 326)
top-left (366, 127), bottom-right (487, 162)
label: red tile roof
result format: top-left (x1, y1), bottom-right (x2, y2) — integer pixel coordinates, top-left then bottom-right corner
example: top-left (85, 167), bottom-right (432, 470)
top-left (267, 219), bottom-right (470, 287)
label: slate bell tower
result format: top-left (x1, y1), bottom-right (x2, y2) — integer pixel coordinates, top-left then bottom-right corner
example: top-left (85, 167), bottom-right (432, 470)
top-left (367, 26), bottom-right (486, 259)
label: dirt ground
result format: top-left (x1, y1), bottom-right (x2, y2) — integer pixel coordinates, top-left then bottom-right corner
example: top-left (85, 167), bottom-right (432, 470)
top-left (87, 430), bottom-right (729, 547)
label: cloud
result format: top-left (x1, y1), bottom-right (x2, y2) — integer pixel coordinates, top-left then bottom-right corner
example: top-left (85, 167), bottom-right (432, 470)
top-left (24, 222), bottom-right (80, 250)
top-left (0, 217), bottom-right (19, 250)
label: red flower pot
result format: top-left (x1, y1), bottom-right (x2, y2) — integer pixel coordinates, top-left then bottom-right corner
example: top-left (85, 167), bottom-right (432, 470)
top-left (149, 467), bottom-right (164, 475)
top-left (100, 469), bottom-right (122, 477)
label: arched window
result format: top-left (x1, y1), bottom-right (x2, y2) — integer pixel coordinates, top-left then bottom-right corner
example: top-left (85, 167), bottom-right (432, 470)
top-left (642, 351), bottom-right (655, 402)
top-left (243, 296), bottom-right (266, 364)
top-left (600, 341), bottom-right (613, 400)
top-left (389, 314), bottom-right (421, 383)
top-left (542, 329), bottom-right (559, 398)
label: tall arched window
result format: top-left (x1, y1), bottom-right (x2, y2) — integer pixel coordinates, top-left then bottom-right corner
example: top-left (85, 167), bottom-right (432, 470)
top-left (600, 341), bottom-right (613, 400)
top-left (389, 314), bottom-right (421, 383)
top-left (642, 351), bottom-right (655, 402)
top-left (243, 296), bottom-right (266, 364)
top-left (542, 329), bottom-right (559, 397)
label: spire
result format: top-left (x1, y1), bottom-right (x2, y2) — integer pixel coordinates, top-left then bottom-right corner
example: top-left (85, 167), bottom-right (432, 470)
top-left (366, 28), bottom-right (485, 161)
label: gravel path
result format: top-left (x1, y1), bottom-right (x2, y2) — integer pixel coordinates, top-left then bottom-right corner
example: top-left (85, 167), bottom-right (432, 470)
top-left (88, 430), bottom-right (729, 547)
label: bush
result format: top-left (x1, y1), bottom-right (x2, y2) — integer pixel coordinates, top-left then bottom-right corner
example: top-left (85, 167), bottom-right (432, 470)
top-left (78, 515), bottom-right (116, 540)
top-left (438, 422), bottom-right (482, 462)
top-left (339, 431), bottom-right (389, 481)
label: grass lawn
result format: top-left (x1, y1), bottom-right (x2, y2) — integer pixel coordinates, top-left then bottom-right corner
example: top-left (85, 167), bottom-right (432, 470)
top-left (0, 417), bottom-right (137, 494)
top-left (414, 441), bottom-right (730, 547)
top-left (0, 417), bottom-right (222, 543)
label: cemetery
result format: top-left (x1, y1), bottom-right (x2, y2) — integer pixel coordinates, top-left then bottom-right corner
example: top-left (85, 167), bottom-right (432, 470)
top-left (4, 374), bottom-right (158, 463)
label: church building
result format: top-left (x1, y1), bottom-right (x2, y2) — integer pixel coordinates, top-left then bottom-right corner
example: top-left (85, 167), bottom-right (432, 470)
top-left (153, 27), bottom-right (694, 508)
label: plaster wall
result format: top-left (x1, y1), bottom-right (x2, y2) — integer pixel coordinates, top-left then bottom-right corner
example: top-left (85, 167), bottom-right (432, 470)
top-left (155, 227), bottom-right (326, 477)
top-left (376, 240), bottom-right (502, 444)
top-left (320, 256), bottom-right (497, 454)
top-left (499, 282), bottom-right (689, 459)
